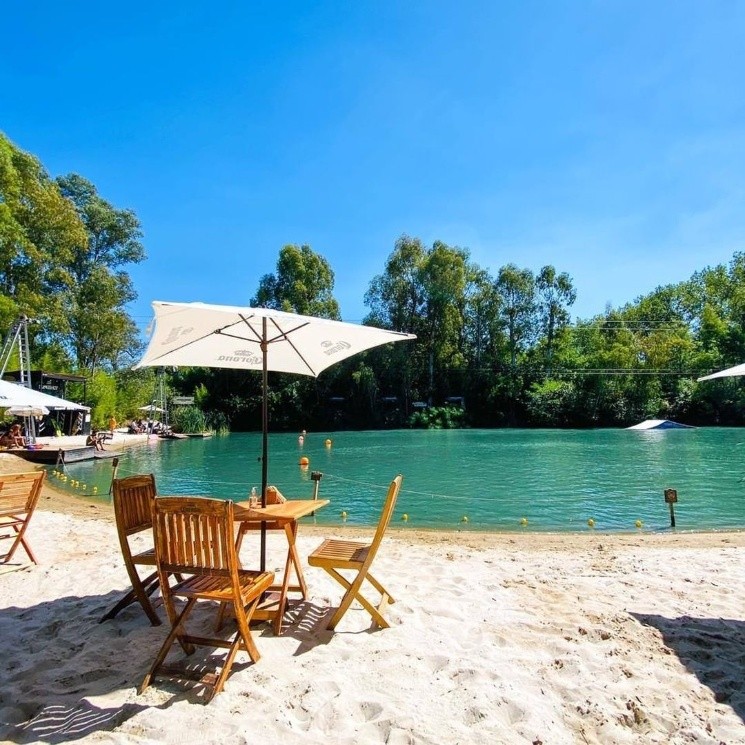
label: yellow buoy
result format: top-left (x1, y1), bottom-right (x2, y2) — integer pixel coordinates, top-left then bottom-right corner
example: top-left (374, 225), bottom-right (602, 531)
top-left (299, 456), bottom-right (310, 466)
top-left (325, 438), bottom-right (332, 447)
top-left (461, 515), bottom-right (469, 523)
top-left (587, 518), bottom-right (595, 528)
top-left (520, 517), bottom-right (528, 526)
top-left (635, 519), bottom-right (643, 529)
top-left (341, 510), bottom-right (348, 520)
top-left (402, 513), bottom-right (409, 521)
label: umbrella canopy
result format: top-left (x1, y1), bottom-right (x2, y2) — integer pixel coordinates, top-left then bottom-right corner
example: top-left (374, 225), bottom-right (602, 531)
top-left (0, 379), bottom-right (89, 411)
top-left (698, 363), bottom-right (745, 381)
top-left (135, 300), bottom-right (417, 570)
top-left (135, 301), bottom-right (416, 375)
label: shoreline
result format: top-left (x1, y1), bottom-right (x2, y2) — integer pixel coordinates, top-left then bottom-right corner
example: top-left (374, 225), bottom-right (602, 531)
top-left (4, 446), bottom-right (745, 547)
top-left (1, 447), bottom-right (745, 741)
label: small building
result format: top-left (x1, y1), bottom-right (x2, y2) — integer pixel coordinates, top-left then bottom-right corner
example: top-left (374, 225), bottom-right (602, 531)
top-left (4, 370), bottom-right (89, 435)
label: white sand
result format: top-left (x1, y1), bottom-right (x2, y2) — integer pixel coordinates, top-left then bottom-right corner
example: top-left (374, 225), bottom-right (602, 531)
top-left (1, 458), bottom-right (745, 744)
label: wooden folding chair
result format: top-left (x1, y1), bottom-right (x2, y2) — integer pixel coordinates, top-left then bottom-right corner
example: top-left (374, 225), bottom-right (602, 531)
top-left (308, 474), bottom-right (402, 630)
top-left (140, 497), bottom-right (274, 701)
top-left (0, 471), bottom-right (45, 565)
top-left (100, 474), bottom-right (162, 625)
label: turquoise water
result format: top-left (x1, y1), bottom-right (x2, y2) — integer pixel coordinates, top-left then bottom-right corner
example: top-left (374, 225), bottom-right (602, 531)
top-left (51, 429), bottom-right (745, 532)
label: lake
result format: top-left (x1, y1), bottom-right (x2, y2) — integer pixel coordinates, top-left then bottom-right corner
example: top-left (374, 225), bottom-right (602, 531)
top-left (52, 428), bottom-right (745, 532)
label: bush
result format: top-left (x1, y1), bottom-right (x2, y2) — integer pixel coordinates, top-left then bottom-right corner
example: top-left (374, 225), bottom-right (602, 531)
top-left (408, 405), bottom-right (468, 429)
top-left (171, 406), bottom-right (207, 434)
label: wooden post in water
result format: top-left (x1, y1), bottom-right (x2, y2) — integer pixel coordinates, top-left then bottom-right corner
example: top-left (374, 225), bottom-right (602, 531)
top-left (310, 471), bottom-right (323, 515)
top-left (109, 456), bottom-right (119, 495)
top-left (664, 488), bottom-right (678, 528)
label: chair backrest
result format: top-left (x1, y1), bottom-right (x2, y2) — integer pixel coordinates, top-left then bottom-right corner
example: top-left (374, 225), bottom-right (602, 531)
top-left (0, 471), bottom-right (45, 517)
top-left (366, 475), bottom-right (403, 564)
top-left (112, 474), bottom-right (157, 536)
top-left (152, 497), bottom-right (238, 578)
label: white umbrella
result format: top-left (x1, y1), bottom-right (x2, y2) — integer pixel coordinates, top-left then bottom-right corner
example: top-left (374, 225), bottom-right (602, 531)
top-left (138, 405), bottom-right (166, 413)
top-left (0, 379), bottom-right (89, 411)
top-left (697, 363), bottom-right (745, 381)
top-left (6, 405), bottom-right (50, 417)
top-left (135, 300), bottom-right (416, 570)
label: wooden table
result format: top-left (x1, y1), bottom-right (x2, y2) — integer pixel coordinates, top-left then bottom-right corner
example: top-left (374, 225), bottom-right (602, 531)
top-left (233, 499), bottom-right (329, 635)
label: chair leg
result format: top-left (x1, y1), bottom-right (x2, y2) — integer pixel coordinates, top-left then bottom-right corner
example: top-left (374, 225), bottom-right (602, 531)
top-left (364, 571), bottom-right (395, 605)
top-left (325, 568), bottom-right (390, 630)
top-left (207, 595), bottom-right (263, 698)
top-left (3, 523), bottom-right (36, 565)
top-left (235, 595), bottom-right (263, 663)
top-left (140, 598), bottom-right (197, 694)
top-left (215, 602), bottom-right (230, 632)
top-left (99, 570), bottom-right (161, 625)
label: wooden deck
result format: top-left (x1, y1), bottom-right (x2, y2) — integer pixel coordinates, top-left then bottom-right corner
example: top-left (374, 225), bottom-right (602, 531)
top-left (9, 446), bottom-right (118, 464)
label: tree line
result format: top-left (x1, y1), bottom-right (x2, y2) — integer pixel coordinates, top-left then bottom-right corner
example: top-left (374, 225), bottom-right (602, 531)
top-left (1, 132), bottom-right (743, 430)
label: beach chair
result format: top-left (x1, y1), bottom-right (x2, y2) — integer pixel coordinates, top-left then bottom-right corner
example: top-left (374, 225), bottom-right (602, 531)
top-left (308, 474), bottom-right (402, 630)
top-left (0, 471), bottom-right (45, 564)
top-left (140, 497), bottom-right (274, 701)
top-left (100, 474), bottom-right (162, 626)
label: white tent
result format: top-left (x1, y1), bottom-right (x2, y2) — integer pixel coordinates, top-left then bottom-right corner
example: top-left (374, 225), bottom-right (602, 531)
top-left (0, 379), bottom-right (89, 411)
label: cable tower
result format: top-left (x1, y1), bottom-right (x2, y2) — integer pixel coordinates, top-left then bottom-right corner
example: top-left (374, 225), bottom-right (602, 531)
top-left (0, 316), bottom-right (34, 387)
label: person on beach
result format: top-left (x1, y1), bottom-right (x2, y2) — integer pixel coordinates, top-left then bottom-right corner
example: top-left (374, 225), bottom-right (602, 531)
top-left (108, 415), bottom-right (118, 433)
top-left (1, 423), bottom-right (26, 448)
top-left (86, 429), bottom-right (106, 452)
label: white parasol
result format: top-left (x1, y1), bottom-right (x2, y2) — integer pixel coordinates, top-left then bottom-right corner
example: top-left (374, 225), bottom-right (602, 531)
top-left (134, 300), bottom-right (416, 570)
top-left (697, 363), bottom-right (745, 381)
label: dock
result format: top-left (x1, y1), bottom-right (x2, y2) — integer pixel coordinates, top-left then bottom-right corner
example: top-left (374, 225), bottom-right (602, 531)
top-left (10, 446), bottom-right (118, 464)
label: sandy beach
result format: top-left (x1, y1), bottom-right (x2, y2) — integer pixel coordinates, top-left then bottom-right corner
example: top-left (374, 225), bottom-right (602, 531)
top-left (1, 452), bottom-right (744, 745)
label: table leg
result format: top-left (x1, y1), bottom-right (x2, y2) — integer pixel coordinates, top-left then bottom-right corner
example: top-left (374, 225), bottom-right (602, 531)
top-left (236, 519), bottom-right (309, 636)
top-left (285, 521), bottom-right (308, 598)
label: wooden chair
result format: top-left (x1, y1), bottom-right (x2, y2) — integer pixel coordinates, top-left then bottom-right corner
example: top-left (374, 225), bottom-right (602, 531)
top-left (100, 474), bottom-right (162, 626)
top-left (140, 497), bottom-right (274, 701)
top-left (308, 474), bottom-right (402, 630)
top-left (0, 471), bottom-right (45, 564)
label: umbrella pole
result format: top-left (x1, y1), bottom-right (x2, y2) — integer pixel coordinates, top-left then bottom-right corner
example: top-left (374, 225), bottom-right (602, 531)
top-left (260, 320), bottom-right (268, 572)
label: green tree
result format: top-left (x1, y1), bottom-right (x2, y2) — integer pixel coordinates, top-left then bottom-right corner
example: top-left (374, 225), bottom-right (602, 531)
top-left (535, 265), bottom-right (576, 366)
top-left (418, 241), bottom-right (469, 403)
top-left (0, 132), bottom-right (87, 357)
top-left (495, 264), bottom-right (536, 369)
top-left (55, 174), bottom-right (145, 372)
top-left (252, 244), bottom-right (341, 319)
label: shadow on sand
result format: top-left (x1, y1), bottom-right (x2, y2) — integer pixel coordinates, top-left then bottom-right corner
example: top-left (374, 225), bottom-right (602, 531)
top-left (632, 613), bottom-right (745, 723)
top-left (0, 589), bottom-right (161, 743)
top-left (0, 587), bottom-right (340, 742)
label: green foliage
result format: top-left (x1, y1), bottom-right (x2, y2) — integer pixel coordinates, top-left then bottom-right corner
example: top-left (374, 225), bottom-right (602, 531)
top-left (206, 410), bottom-right (230, 435)
top-left (526, 380), bottom-right (577, 426)
top-left (86, 370), bottom-right (118, 428)
top-left (55, 174), bottom-right (144, 372)
top-left (113, 368), bottom-right (158, 420)
top-left (252, 244), bottom-right (341, 319)
top-left (171, 406), bottom-right (207, 434)
top-left (408, 405), bottom-right (469, 429)
top-left (194, 383), bottom-right (209, 407)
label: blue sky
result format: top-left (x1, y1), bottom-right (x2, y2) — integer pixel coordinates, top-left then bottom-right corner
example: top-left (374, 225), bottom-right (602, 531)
top-left (3, 2), bottom-right (745, 331)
